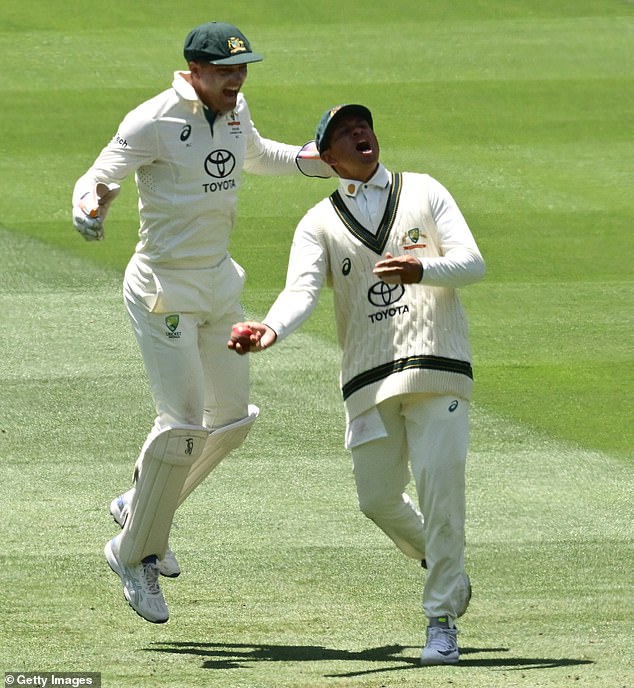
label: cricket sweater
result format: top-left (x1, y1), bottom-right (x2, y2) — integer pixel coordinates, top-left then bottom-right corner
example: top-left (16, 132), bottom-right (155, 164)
top-left (264, 167), bottom-right (485, 420)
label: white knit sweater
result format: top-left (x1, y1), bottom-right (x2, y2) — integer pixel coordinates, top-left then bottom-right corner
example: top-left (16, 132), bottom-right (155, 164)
top-left (264, 167), bottom-right (485, 420)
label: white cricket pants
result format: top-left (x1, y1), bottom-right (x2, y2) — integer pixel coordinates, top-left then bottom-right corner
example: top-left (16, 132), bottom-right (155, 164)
top-left (123, 272), bottom-right (249, 434)
top-left (351, 393), bottom-right (469, 619)
top-left (114, 257), bottom-right (251, 562)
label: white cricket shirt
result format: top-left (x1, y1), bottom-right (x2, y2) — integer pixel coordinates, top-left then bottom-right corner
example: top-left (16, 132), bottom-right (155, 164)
top-left (73, 72), bottom-right (322, 269)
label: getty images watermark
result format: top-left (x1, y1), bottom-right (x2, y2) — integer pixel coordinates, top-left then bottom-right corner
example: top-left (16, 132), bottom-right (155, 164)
top-left (5, 674), bottom-right (100, 687)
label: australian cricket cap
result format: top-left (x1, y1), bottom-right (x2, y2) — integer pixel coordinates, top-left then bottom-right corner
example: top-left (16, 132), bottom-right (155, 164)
top-left (183, 22), bottom-right (263, 65)
top-left (315, 104), bottom-right (373, 153)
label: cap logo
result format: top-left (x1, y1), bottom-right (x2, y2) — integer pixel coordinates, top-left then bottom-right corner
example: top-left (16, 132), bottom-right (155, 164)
top-left (227, 37), bottom-right (247, 54)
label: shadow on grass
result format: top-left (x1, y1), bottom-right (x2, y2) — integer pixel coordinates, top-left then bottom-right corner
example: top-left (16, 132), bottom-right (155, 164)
top-left (145, 641), bottom-right (593, 677)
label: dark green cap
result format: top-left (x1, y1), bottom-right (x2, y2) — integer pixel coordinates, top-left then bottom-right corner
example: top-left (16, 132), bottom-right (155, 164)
top-left (315, 104), bottom-right (373, 153)
top-left (183, 22), bottom-right (263, 65)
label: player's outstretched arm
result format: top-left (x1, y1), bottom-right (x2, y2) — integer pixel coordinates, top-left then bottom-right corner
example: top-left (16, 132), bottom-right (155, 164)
top-left (227, 322), bottom-right (278, 355)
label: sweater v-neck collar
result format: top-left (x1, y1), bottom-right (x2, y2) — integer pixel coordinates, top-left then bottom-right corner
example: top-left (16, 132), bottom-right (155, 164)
top-left (329, 171), bottom-right (402, 255)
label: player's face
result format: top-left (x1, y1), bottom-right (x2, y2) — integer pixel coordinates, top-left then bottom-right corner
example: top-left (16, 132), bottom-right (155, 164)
top-left (188, 62), bottom-right (248, 113)
top-left (321, 115), bottom-right (380, 182)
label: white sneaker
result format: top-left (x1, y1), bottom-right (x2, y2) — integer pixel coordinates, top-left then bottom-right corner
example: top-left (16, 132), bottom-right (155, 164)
top-left (110, 491), bottom-right (181, 578)
top-left (104, 537), bottom-right (169, 624)
top-left (153, 548), bottom-right (181, 578)
top-left (420, 618), bottom-right (459, 665)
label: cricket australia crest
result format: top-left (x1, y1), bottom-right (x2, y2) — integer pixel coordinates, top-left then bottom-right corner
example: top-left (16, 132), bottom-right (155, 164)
top-left (165, 314), bottom-right (181, 339)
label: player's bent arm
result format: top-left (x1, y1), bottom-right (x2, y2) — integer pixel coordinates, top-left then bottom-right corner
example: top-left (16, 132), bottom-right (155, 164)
top-left (71, 109), bottom-right (158, 239)
top-left (420, 248), bottom-right (485, 287)
top-left (422, 177), bottom-right (486, 287)
top-left (74, 107), bottom-right (158, 199)
top-left (243, 112), bottom-right (333, 178)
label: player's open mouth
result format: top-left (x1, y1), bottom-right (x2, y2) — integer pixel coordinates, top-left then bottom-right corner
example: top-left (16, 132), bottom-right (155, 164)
top-left (356, 141), bottom-right (373, 154)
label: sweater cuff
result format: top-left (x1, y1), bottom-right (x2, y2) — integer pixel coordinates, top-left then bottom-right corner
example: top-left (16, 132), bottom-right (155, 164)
top-left (417, 259), bottom-right (424, 283)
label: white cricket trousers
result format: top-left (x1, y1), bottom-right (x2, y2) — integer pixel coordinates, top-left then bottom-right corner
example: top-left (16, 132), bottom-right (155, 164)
top-left (114, 257), bottom-right (251, 565)
top-left (123, 268), bottom-right (249, 434)
top-left (351, 393), bottom-right (469, 619)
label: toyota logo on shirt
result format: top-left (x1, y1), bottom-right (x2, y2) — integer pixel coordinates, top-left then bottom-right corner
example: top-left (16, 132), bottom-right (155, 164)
top-left (367, 280), bottom-right (409, 323)
top-left (204, 149), bottom-right (236, 178)
top-left (367, 280), bottom-right (405, 307)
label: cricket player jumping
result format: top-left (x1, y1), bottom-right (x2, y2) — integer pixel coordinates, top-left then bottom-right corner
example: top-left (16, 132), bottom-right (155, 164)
top-left (72, 21), bottom-right (331, 623)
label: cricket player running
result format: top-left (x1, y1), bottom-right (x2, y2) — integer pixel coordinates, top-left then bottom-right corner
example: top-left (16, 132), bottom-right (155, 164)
top-left (229, 104), bottom-right (486, 665)
top-left (71, 21), bottom-right (331, 624)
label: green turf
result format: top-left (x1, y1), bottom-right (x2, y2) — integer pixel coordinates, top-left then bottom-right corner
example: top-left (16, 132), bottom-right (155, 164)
top-left (1, 0), bottom-right (633, 685)
top-left (1, 229), bottom-right (633, 687)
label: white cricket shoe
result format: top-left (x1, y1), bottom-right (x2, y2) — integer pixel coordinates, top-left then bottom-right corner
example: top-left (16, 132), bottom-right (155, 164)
top-left (420, 618), bottom-right (460, 665)
top-left (104, 537), bottom-right (169, 624)
top-left (109, 490), bottom-right (181, 578)
top-left (153, 548), bottom-right (180, 578)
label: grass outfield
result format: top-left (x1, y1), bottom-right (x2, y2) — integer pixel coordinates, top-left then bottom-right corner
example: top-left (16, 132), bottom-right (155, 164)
top-left (1, 1), bottom-right (633, 686)
top-left (1, 229), bottom-right (633, 687)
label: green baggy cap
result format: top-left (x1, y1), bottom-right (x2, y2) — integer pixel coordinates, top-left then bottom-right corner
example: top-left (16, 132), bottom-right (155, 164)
top-left (315, 104), bottom-right (373, 153)
top-left (184, 22), bottom-right (263, 65)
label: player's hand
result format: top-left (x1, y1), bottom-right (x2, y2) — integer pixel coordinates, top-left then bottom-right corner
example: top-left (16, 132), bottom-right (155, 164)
top-left (295, 140), bottom-right (335, 178)
top-left (72, 207), bottom-right (104, 240)
top-left (373, 252), bottom-right (423, 284)
top-left (72, 182), bottom-right (121, 241)
top-left (227, 321), bottom-right (277, 355)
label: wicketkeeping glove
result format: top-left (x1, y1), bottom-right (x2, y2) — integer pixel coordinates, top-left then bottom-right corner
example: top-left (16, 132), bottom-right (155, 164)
top-left (295, 141), bottom-right (335, 178)
top-left (72, 182), bottom-right (121, 241)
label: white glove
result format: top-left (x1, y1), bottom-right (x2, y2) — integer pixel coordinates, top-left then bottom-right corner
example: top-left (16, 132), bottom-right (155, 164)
top-left (73, 206), bottom-right (104, 240)
top-left (295, 141), bottom-right (335, 178)
top-left (72, 182), bottom-right (121, 241)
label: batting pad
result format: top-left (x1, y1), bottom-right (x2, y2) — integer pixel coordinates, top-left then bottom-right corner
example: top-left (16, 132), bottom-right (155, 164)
top-left (118, 425), bottom-right (208, 565)
top-left (178, 405), bottom-right (259, 506)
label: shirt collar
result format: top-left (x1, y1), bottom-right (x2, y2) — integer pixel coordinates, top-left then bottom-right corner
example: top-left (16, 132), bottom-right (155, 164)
top-left (339, 163), bottom-right (390, 198)
top-left (172, 71), bottom-right (199, 102)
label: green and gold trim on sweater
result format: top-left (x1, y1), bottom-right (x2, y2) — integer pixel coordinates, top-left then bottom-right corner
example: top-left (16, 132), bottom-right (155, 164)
top-left (329, 173), bottom-right (403, 254)
top-left (342, 354), bottom-right (473, 400)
